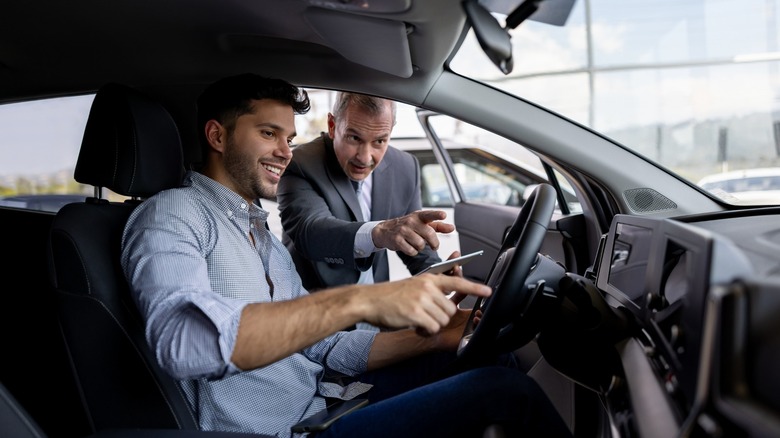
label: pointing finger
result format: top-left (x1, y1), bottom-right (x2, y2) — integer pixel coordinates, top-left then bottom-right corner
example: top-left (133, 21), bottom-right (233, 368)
top-left (435, 275), bottom-right (492, 298)
top-left (416, 210), bottom-right (447, 223)
top-left (429, 221), bottom-right (455, 234)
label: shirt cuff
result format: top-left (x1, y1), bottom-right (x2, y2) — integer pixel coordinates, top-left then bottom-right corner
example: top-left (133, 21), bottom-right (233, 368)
top-left (353, 221), bottom-right (381, 258)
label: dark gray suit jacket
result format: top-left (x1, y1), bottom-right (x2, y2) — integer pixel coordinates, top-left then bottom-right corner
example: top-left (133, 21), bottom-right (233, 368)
top-left (277, 133), bottom-right (441, 291)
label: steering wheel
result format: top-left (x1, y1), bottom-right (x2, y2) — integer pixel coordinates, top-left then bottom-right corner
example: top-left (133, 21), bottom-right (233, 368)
top-left (456, 183), bottom-right (562, 367)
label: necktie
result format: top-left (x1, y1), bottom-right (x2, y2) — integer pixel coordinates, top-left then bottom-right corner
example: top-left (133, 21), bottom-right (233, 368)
top-left (353, 180), bottom-right (371, 222)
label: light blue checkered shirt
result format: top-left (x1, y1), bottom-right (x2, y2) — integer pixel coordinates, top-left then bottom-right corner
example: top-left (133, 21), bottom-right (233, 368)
top-left (121, 171), bottom-right (376, 437)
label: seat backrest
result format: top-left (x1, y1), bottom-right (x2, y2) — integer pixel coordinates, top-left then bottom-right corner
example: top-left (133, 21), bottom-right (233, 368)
top-left (1, 381), bottom-right (46, 438)
top-left (47, 83), bottom-right (196, 432)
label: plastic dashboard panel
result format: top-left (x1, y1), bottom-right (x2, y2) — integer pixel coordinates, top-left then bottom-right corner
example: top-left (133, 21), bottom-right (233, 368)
top-left (592, 210), bottom-right (777, 437)
top-left (689, 278), bottom-right (780, 437)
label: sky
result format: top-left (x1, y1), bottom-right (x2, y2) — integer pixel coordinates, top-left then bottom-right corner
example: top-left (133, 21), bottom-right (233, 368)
top-left (1, 95), bottom-right (93, 176)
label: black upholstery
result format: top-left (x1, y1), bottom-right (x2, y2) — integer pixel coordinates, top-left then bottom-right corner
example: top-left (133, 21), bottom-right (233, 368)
top-left (74, 84), bottom-right (183, 197)
top-left (1, 381), bottom-right (46, 438)
top-left (1, 380), bottom-right (267, 438)
top-left (47, 83), bottom-right (194, 432)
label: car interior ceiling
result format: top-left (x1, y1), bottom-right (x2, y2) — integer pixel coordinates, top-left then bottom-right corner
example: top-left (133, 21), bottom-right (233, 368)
top-left (0, 0), bottom-right (461, 106)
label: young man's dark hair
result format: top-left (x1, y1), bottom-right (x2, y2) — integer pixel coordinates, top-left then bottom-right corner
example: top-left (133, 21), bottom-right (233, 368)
top-left (196, 73), bottom-right (310, 162)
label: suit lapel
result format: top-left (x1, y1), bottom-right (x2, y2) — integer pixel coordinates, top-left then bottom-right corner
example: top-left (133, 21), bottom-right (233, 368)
top-left (323, 136), bottom-right (364, 221)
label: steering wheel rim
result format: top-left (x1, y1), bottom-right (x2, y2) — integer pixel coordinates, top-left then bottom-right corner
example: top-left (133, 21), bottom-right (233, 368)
top-left (456, 183), bottom-right (558, 366)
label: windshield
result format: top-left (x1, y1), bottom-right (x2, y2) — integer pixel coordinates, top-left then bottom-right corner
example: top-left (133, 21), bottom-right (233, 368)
top-left (450, 0), bottom-right (780, 206)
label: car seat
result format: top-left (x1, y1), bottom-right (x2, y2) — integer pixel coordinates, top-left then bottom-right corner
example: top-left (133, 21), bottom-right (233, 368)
top-left (1, 380), bottom-right (46, 438)
top-left (47, 83), bottom-right (194, 432)
top-left (0, 379), bottom-right (266, 438)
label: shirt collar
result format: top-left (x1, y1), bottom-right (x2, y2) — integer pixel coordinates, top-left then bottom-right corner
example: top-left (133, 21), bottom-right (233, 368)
top-left (183, 171), bottom-right (269, 222)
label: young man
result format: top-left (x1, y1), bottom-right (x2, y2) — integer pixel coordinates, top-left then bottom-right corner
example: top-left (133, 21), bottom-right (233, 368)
top-left (277, 93), bottom-right (447, 292)
top-left (121, 73), bottom-right (571, 437)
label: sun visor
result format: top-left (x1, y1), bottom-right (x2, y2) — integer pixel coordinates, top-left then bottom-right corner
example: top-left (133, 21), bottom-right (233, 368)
top-left (304, 7), bottom-right (413, 78)
top-left (307, 0), bottom-right (411, 14)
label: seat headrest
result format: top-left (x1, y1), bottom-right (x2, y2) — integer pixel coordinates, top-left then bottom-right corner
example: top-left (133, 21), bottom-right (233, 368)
top-left (74, 83), bottom-right (184, 198)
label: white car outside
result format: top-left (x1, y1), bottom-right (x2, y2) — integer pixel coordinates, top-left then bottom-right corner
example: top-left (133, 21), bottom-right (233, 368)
top-left (697, 167), bottom-right (780, 206)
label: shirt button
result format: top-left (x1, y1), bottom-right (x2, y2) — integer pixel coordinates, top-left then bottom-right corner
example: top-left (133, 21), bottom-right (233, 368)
top-left (240, 203), bottom-right (247, 209)
top-left (250, 223), bottom-right (255, 228)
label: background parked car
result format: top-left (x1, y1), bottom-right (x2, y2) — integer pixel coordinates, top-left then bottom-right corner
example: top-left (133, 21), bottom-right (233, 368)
top-left (697, 167), bottom-right (780, 205)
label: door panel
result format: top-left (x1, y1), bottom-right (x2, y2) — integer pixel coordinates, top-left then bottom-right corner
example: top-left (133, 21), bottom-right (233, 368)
top-left (455, 202), bottom-right (517, 281)
top-left (455, 202), bottom-right (578, 282)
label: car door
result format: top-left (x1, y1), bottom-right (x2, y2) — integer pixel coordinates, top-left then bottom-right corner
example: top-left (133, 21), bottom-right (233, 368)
top-left (415, 110), bottom-right (590, 282)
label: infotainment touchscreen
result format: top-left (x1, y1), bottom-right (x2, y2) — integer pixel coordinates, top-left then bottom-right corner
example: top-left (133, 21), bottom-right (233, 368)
top-left (607, 222), bottom-right (654, 302)
top-left (596, 215), bottom-right (660, 311)
top-left (597, 214), bottom-right (718, 412)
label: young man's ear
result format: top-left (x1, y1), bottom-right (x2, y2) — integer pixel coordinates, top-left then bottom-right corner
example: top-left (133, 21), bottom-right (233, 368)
top-left (205, 119), bottom-right (226, 152)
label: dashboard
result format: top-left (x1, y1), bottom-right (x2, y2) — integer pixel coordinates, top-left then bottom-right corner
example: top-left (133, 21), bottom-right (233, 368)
top-left (589, 208), bottom-right (780, 437)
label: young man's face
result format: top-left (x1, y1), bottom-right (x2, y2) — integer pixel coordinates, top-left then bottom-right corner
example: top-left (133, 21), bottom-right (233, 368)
top-left (328, 99), bottom-right (393, 182)
top-left (222, 99), bottom-right (297, 200)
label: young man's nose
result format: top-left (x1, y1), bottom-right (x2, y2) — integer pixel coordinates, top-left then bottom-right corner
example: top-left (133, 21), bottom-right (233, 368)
top-left (276, 139), bottom-right (293, 159)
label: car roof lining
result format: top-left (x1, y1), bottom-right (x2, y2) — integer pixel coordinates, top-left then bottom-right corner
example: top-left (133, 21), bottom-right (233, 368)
top-left (0, 0), bottom-right (468, 105)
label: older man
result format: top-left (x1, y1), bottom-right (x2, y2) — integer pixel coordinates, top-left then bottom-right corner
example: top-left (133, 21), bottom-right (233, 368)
top-left (278, 93), bottom-right (452, 291)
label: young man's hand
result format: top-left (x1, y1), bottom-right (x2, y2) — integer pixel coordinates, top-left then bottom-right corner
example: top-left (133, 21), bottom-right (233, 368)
top-left (363, 273), bottom-right (491, 336)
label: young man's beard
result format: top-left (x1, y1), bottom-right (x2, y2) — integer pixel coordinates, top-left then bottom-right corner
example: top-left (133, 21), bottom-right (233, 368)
top-left (223, 136), bottom-right (278, 201)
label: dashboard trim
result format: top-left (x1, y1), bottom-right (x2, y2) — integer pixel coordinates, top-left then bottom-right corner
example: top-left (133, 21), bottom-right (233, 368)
top-left (616, 337), bottom-right (680, 438)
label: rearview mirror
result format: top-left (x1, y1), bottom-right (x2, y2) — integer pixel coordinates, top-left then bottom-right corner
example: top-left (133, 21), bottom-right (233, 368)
top-left (463, 0), bottom-right (577, 75)
top-left (462, 1), bottom-right (513, 74)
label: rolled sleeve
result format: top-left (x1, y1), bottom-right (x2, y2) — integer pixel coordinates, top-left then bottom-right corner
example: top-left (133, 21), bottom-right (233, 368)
top-left (303, 329), bottom-right (377, 376)
top-left (122, 192), bottom-right (245, 380)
